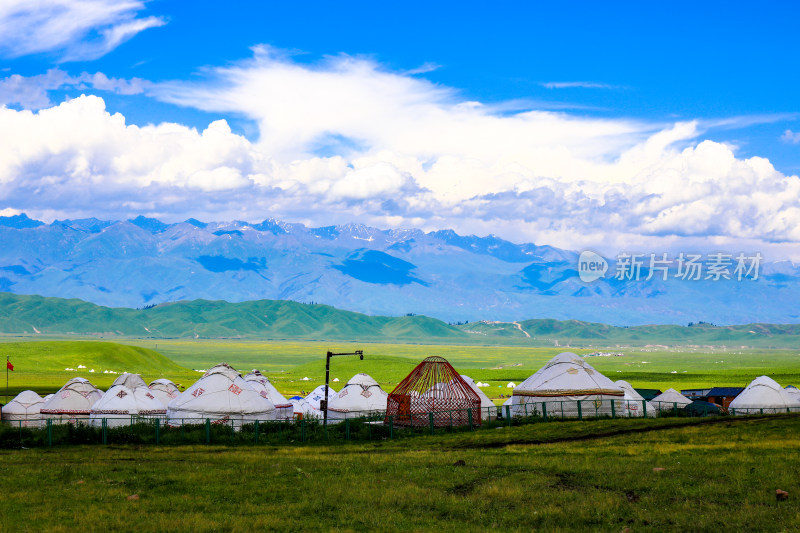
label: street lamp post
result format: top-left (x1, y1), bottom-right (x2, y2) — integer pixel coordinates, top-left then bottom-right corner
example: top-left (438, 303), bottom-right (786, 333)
top-left (321, 350), bottom-right (363, 428)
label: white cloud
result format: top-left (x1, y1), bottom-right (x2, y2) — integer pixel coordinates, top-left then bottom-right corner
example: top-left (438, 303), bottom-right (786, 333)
top-left (1, 50), bottom-right (799, 258)
top-left (540, 81), bottom-right (621, 89)
top-left (0, 0), bottom-right (165, 61)
top-left (781, 129), bottom-right (800, 144)
top-left (0, 69), bottom-right (149, 108)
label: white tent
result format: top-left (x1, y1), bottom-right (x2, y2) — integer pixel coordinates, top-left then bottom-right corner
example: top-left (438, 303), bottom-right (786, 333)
top-left (167, 363), bottom-right (276, 427)
top-left (40, 377), bottom-right (103, 424)
top-left (2, 390), bottom-right (45, 427)
top-left (460, 375), bottom-right (497, 421)
top-left (243, 370), bottom-right (294, 420)
top-left (90, 374), bottom-right (167, 428)
top-left (786, 385), bottom-right (800, 402)
top-left (729, 376), bottom-right (800, 415)
top-left (327, 373), bottom-right (388, 421)
top-left (148, 379), bottom-right (181, 407)
top-left (650, 388), bottom-right (692, 413)
top-left (614, 380), bottom-right (655, 417)
top-left (305, 384), bottom-right (337, 410)
top-left (511, 352), bottom-right (624, 418)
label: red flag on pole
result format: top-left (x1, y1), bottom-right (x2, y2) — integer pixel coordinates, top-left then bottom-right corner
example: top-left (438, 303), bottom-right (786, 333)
top-left (6, 360), bottom-right (12, 371)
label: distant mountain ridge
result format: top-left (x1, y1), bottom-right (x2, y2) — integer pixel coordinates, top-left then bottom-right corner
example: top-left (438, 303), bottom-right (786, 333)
top-left (0, 213), bottom-right (799, 325)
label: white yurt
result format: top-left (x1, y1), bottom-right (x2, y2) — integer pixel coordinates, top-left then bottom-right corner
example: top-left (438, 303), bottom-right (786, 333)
top-left (90, 373), bottom-right (167, 428)
top-left (785, 385), bottom-right (800, 402)
top-left (167, 363), bottom-right (275, 427)
top-left (511, 352), bottom-right (624, 418)
top-left (729, 376), bottom-right (800, 415)
top-left (148, 379), bottom-right (181, 407)
top-left (243, 370), bottom-right (294, 420)
top-left (327, 373), bottom-right (388, 421)
top-left (2, 390), bottom-right (46, 427)
top-left (288, 396), bottom-right (319, 419)
top-left (614, 380), bottom-right (655, 417)
top-left (650, 388), bottom-right (692, 413)
top-left (40, 377), bottom-right (104, 424)
top-left (305, 384), bottom-right (337, 410)
top-left (460, 375), bottom-right (498, 421)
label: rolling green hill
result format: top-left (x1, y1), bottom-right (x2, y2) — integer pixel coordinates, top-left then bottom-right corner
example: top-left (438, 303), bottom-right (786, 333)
top-left (460, 319), bottom-right (800, 348)
top-left (1, 340), bottom-right (196, 397)
top-left (1, 292), bottom-right (799, 347)
top-left (0, 293), bottom-right (468, 341)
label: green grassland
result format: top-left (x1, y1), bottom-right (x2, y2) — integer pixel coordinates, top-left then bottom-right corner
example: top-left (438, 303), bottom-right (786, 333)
top-left (1, 416), bottom-right (799, 531)
top-left (0, 341), bottom-right (198, 398)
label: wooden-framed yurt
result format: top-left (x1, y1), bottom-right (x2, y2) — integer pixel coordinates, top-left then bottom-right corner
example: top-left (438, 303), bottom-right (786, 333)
top-left (385, 356), bottom-right (481, 428)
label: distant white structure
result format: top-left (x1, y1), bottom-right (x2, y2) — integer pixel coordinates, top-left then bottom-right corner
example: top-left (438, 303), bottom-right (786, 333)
top-left (40, 377), bottom-right (103, 424)
top-left (287, 396), bottom-right (318, 418)
top-left (729, 376), bottom-right (800, 415)
top-left (2, 390), bottom-right (46, 427)
top-left (650, 388), bottom-right (692, 412)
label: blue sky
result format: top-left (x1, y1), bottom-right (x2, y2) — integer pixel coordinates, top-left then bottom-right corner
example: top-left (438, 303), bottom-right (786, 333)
top-left (0, 1), bottom-right (799, 257)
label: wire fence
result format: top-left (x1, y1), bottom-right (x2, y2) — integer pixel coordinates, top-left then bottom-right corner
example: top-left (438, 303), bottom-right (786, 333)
top-left (2, 399), bottom-right (799, 448)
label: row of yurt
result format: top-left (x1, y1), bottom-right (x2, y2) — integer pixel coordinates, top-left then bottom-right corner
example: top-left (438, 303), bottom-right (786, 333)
top-left (167, 363), bottom-right (275, 426)
top-left (89, 374), bottom-right (166, 428)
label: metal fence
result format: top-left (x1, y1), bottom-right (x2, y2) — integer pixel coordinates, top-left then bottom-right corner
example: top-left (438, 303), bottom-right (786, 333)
top-left (2, 400), bottom-right (798, 448)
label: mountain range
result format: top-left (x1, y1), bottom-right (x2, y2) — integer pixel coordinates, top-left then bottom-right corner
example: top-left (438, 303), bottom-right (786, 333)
top-left (1, 213), bottom-right (798, 326)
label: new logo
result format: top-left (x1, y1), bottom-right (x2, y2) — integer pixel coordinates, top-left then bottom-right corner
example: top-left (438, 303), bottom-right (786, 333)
top-left (578, 251), bottom-right (608, 282)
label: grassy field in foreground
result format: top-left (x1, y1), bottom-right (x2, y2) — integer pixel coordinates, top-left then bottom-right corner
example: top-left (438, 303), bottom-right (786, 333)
top-left (0, 416), bottom-right (799, 531)
top-left (1, 337), bottom-right (799, 400)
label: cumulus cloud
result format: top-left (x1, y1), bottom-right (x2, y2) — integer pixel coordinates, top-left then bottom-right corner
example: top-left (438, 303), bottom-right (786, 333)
top-left (0, 0), bottom-right (165, 61)
top-left (1, 49), bottom-right (799, 258)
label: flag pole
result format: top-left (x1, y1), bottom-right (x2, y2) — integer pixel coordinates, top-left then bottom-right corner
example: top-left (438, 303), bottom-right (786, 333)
top-left (5, 356), bottom-right (8, 404)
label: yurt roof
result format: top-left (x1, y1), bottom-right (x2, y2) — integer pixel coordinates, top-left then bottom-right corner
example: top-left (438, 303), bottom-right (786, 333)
top-left (244, 370), bottom-right (291, 407)
top-left (651, 388), bottom-right (692, 405)
top-left (513, 352), bottom-right (623, 397)
top-left (111, 373), bottom-right (148, 389)
top-left (328, 373), bottom-right (387, 413)
top-left (346, 373), bottom-right (380, 388)
top-left (729, 376), bottom-right (800, 409)
top-left (615, 380), bottom-right (646, 401)
top-left (167, 362), bottom-right (275, 416)
top-left (2, 390), bottom-right (45, 415)
top-left (40, 377), bottom-right (103, 415)
top-left (149, 378), bottom-right (178, 390)
top-left (92, 373), bottom-right (166, 415)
